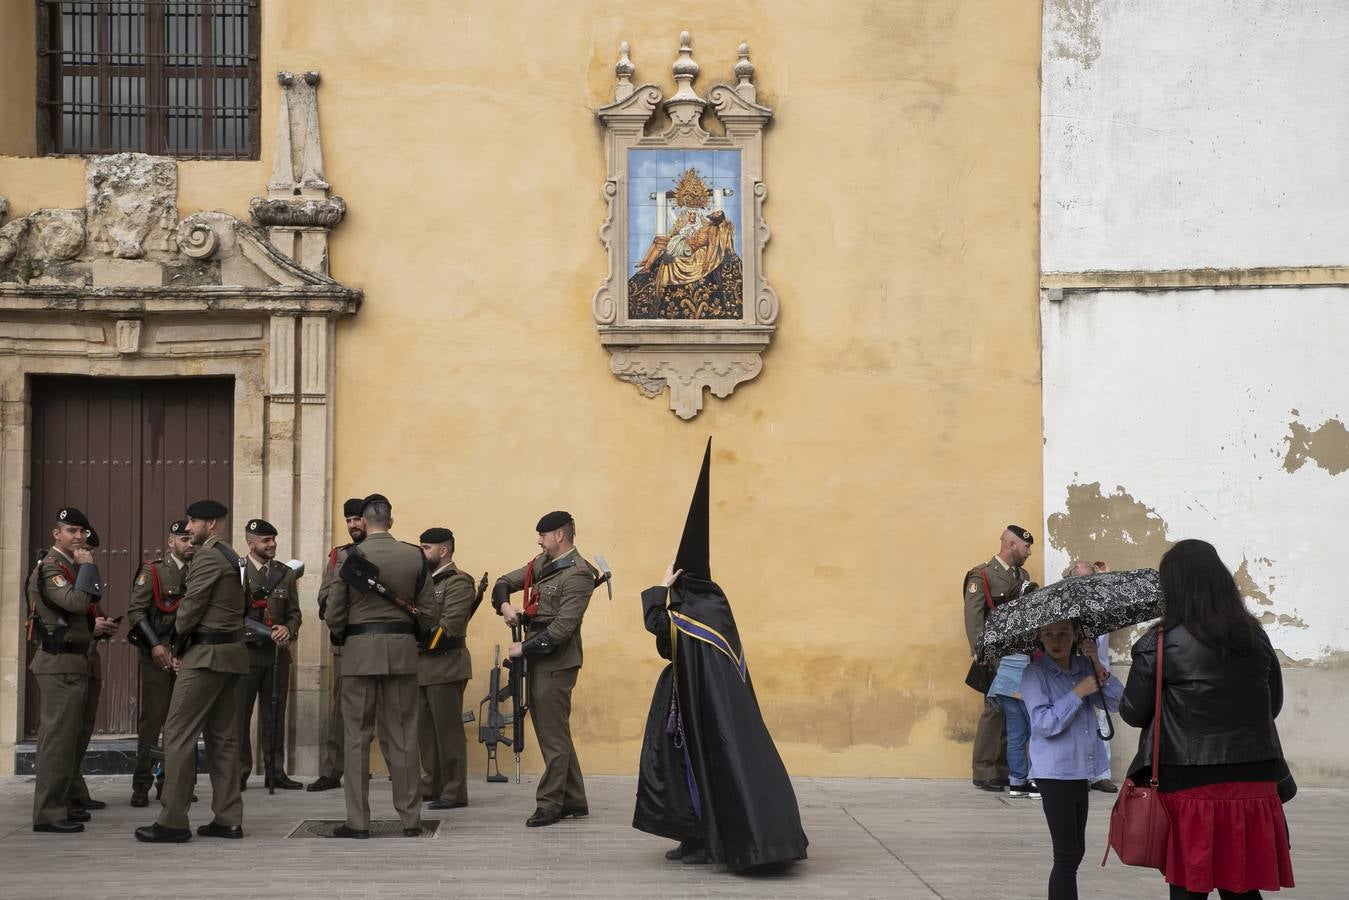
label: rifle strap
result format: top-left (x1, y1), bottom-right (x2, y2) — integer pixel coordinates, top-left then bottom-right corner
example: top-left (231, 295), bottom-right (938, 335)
top-left (522, 558), bottom-right (539, 618)
top-left (978, 568), bottom-right (995, 611)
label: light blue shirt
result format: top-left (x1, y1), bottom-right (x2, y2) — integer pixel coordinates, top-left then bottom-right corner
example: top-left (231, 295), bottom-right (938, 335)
top-left (1020, 653), bottom-right (1123, 781)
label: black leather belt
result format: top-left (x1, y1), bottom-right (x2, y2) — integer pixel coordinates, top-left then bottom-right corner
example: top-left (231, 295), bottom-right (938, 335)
top-left (53, 641), bottom-right (90, 655)
top-left (348, 622), bottom-right (417, 637)
top-left (419, 635), bottom-right (466, 654)
top-left (188, 629), bottom-right (243, 646)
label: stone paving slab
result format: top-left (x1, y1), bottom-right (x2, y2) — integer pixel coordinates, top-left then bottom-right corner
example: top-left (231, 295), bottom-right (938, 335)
top-left (0, 775), bottom-right (1338, 899)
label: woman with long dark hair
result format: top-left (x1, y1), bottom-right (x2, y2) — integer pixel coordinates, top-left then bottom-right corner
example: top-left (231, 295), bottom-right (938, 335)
top-left (1120, 539), bottom-right (1295, 899)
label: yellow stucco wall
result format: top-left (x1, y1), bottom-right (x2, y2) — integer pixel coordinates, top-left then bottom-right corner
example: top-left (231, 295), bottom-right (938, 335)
top-left (0, 1), bottom-right (1042, 777)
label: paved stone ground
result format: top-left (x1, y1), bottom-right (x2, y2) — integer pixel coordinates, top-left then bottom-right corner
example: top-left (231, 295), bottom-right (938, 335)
top-left (0, 775), bottom-right (1339, 899)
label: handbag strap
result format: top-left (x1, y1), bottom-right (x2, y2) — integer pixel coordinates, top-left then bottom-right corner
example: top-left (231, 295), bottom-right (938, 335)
top-left (1148, 625), bottom-right (1165, 787)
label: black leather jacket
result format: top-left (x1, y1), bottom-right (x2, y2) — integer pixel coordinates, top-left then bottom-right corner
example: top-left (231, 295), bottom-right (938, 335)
top-left (1120, 624), bottom-right (1282, 775)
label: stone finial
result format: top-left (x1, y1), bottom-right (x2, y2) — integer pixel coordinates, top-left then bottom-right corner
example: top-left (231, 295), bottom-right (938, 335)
top-left (670, 31), bottom-right (700, 101)
top-left (614, 41), bottom-right (635, 102)
top-left (734, 42), bottom-right (756, 102)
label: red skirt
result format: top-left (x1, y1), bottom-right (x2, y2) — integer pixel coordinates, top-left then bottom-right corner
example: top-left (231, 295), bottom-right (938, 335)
top-left (1160, 781), bottom-right (1295, 893)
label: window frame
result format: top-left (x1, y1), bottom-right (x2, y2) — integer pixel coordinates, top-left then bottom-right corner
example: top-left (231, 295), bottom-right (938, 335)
top-left (35, 0), bottom-right (261, 160)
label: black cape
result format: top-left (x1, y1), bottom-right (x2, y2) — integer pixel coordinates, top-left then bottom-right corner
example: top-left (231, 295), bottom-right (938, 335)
top-left (632, 576), bottom-right (808, 871)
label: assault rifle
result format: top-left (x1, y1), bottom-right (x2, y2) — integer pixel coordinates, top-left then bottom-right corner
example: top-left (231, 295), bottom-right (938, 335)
top-left (477, 639), bottom-right (528, 783)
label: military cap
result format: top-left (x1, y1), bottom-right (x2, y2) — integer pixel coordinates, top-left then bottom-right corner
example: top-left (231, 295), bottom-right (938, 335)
top-left (186, 499), bottom-right (229, 519)
top-left (56, 507), bottom-right (92, 530)
top-left (342, 497), bottom-right (366, 518)
top-left (536, 510), bottom-right (573, 533)
top-left (85, 527), bottom-right (100, 548)
top-left (419, 527), bottom-right (453, 545)
top-left (362, 493), bottom-right (391, 513)
top-left (169, 519), bottom-right (189, 535)
top-left (246, 518), bottom-right (278, 537)
top-left (1006, 524), bottom-right (1034, 545)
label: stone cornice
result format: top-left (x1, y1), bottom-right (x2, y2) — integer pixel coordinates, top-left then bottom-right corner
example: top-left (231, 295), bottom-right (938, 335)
top-left (0, 283), bottom-right (361, 316)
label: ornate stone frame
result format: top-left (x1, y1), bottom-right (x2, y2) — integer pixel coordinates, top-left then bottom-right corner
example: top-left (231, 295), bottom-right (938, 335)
top-left (0, 72), bottom-right (356, 775)
top-left (593, 34), bottom-right (778, 419)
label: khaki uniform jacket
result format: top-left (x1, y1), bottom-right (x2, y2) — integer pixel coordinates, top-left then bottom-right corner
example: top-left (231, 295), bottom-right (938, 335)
top-left (496, 548), bottom-right (598, 674)
top-left (177, 535), bottom-right (250, 674)
top-left (127, 554), bottom-right (187, 650)
top-left (317, 543), bottom-right (356, 656)
top-left (27, 547), bottom-right (99, 675)
top-left (417, 562), bottom-right (476, 686)
top-left (327, 531), bottom-right (432, 677)
top-left (963, 556), bottom-right (1031, 655)
top-left (244, 558), bottom-right (303, 666)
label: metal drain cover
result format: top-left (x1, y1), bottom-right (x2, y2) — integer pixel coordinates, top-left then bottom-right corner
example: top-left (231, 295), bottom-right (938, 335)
top-left (287, 819), bottom-right (441, 839)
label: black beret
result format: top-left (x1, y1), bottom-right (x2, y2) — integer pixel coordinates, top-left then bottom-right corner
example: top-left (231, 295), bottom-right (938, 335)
top-left (56, 507), bottom-right (91, 530)
top-left (85, 527), bottom-right (100, 548)
top-left (419, 527), bottom-right (453, 545)
top-left (1007, 524), bottom-right (1034, 545)
top-left (186, 499), bottom-right (229, 519)
top-left (536, 510), bottom-right (573, 533)
top-left (362, 493), bottom-right (391, 513)
top-left (342, 497), bottom-right (365, 518)
top-left (169, 519), bottom-right (189, 535)
top-left (246, 518), bottom-right (278, 537)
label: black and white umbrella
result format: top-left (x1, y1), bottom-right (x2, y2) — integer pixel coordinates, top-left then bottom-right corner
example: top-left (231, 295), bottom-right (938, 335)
top-left (976, 568), bottom-right (1163, 664)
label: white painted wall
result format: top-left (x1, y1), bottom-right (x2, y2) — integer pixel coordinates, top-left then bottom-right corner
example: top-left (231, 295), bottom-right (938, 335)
top-left (1042, 0), bottom-right (1349, 272)
top-left (1041, 287), bottom-right (1349, 661)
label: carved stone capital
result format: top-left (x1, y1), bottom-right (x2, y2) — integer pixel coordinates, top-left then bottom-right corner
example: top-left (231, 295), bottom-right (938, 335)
top-left (249, 196), bottom-right (347, 228)
top-left (609, 347), bottom-right (764, 420)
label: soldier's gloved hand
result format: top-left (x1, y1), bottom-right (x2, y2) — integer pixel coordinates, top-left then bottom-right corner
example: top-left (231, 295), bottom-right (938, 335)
top-left (151, 644), bottom-right (173, 671)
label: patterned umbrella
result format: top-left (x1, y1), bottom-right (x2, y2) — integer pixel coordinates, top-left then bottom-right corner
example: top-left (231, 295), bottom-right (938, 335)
top-left (976, 568), bottom-right (1163, 663)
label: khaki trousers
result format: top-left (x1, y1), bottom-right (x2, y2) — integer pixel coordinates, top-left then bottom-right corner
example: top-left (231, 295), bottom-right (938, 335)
top-left (236, 650), bottom-right (291, 778)
top-left (341, 673), bottom-right (420, 830)
top-left (133, 658), bottom-right (175, 792)
top-left (530, 667), bottom-right (586, 814)
top-left (32, 671), bottom-right (88, 825)
top-left (972, 696), bottom-right (1010, 782)
top-left (419, 679), bottom-right (468, 804)
top-left (157, 668), bottom-right (242, 830)
top-left (318, 650), bottom-right (344, 779)
top-left (66, 673), bottom-right (100, 804)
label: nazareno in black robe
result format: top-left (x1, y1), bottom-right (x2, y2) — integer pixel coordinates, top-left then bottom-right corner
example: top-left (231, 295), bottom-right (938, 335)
top-left (632, 575), bottom-right (808, 871)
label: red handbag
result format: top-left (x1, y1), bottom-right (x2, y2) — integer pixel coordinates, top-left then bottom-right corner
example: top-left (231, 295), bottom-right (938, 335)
top-left (1103, 626), bottom-right (1171, 869)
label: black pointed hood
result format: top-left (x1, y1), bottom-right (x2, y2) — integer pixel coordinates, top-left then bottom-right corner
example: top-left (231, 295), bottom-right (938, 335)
top-left (674, 438), bottom-right (712, 581)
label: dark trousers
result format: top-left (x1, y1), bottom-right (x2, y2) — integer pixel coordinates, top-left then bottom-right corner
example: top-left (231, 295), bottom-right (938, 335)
top-left (1038, 778), bottom-right (1089, 900)
top-left (236, 650), bottom-right (290, 778)
top-left (971, 695), bottom-right (1009, 781)
top-left (67, 674), bottom-right (101, 803)
top-left (1169, 887), bottom-right (1262, 900)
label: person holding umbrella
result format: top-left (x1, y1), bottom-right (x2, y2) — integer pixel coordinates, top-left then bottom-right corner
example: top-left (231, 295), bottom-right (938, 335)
top-left (1021, 620), bottom-right (1124, 900)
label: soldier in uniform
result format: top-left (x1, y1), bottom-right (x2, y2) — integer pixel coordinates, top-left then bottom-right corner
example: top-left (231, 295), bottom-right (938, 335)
top-left (66, 524), bottom-right (113, 818)
top-left (493, 511), bottom-right (600, 827)
top-left (27, 507), bottom-right (115, 833)
top-left (236, 518), bottom-right (303, 791)
top-left (135, 499), bottom-right (249, 843)
top-left (964, 525), bottom-right (1035, 792)
top-left (325, 494), bottom-right (432, 838)
top-left (417, 527), bottom-right (477, 810)
top-left (127, 519), bottom-right (196, 807)
top-left (308, 497), bottom-right (367, 792)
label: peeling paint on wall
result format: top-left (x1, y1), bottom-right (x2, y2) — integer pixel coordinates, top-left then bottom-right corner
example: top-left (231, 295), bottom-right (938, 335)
top-left (1283, 416), bottom-right (1349, 476)
top-left (1235, 556), bottom-right (1309, 629)
top-left (1045, 0), bottom-right (1102, 69)
top-left (1046, 481), bottom-right (1172, 569)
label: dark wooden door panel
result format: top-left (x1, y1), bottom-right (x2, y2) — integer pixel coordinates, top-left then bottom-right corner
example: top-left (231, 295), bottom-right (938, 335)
top-left (24, 376), bottom-right (233, 738)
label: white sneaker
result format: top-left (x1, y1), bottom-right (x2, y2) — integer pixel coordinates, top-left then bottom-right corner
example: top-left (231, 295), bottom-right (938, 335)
top-left (1008, 781), bottom-right (1042, 799)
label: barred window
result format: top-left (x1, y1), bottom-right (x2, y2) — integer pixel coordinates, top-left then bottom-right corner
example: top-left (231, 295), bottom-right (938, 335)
top-left (37, 1), bottom-right (260, 158)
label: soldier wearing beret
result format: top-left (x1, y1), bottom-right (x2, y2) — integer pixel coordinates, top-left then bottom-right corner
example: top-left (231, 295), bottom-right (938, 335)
top-left (964, 525), bottom-right (1036, 791)
top-left (325, 494), bottom-right (433, 838)
top-left (136, 499), bottom-right (249, 843)
top-left (66, 520), bottom-right (113, 818)
top-left (127, 519), bottom-right (197, 807)
top-left (417, 527), bottom-right (477, 810)
top-left (26, 507), bottom-right (114, 833)
top-left (492, 511), bottom-right (601, 827)
top-left (308, 497), bottom-right (367, 792)
top-left (236, 518), bottom-right (303, 791)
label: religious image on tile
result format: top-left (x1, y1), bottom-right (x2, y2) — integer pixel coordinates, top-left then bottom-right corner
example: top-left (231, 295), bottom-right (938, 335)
top-left (628, 151), bottom-right (743, 320)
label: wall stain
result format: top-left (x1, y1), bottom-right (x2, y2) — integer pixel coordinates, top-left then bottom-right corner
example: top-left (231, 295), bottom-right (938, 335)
top-left (1046, 482), bottom-right (1173, 570)
top-left (1282, 416), bottom-right (1349, 476)
top-left (1046, 0), bottom-right (1102, 69)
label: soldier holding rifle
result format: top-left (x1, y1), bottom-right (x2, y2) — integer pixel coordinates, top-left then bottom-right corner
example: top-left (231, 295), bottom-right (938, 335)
top-left (492, 511), bottom-right (600, 828)
top-left (325, 494), bottom-right (433, 839)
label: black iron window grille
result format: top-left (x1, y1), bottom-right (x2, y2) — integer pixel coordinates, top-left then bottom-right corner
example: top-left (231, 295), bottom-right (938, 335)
top-left (37, 1), bottom-right (260, 159)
